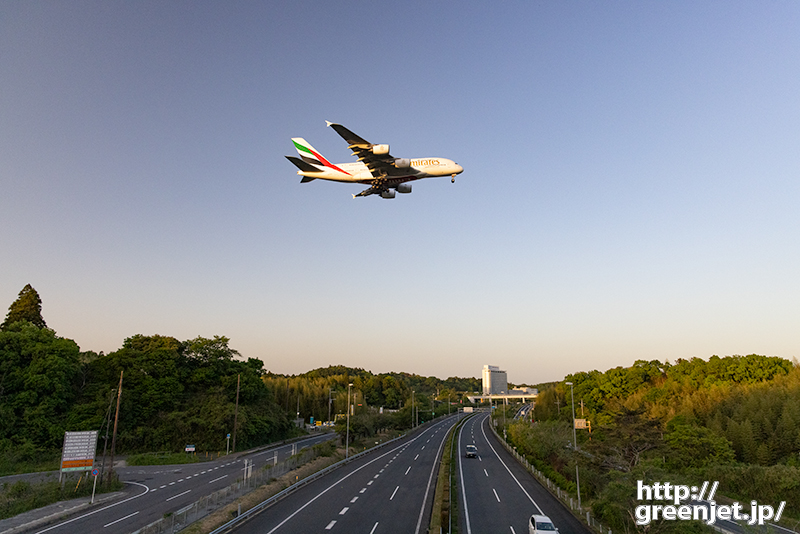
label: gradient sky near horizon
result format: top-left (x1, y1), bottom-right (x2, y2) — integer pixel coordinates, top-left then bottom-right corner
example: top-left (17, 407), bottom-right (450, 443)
top-left (2, 2), bottom-right (798, 384)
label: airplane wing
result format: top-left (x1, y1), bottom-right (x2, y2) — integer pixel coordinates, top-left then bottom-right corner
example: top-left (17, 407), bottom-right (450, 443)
top-left (326, 122), bottom-right (408, 178)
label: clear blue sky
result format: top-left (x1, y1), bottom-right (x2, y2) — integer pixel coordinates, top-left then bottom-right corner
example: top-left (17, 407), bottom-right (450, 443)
top-left (2, 2), bottom-right (798, 383)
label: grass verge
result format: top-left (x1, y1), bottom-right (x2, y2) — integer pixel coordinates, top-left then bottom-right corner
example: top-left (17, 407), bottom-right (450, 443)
top-left (0, 473), bottom-right (123, 520)
top-left (180, 449), bottom-right (345, 534)
top-left (126, 451), bottom-right (226, 466)
top-left (429, 416), bottom-right (468, 534)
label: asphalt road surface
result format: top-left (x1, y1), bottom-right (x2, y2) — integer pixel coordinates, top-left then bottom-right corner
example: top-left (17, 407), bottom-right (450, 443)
top-left (229, 414), bottom-right (464, 534)
top-left (30, 433), bottom-right (334, 534)
top-left (458, 412), bottom-right (591, 534)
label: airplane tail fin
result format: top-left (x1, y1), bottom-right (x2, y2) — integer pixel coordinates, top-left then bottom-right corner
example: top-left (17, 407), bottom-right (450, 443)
top-left (292, 138), bottom-right (331, 167)
top-left (290, 137), bottom-right (350, 176)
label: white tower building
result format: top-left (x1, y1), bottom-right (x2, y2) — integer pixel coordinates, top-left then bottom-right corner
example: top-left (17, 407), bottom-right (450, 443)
top-left (482, 365), bottom-right (508, 395)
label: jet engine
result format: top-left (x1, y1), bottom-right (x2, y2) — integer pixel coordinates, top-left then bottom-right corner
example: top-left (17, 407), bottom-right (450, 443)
top-left (372, 144), bottom-right (390, 155)
top-left (396, 183), bottom-right (412, 194)
top-left (380, 189), bottom-right (396, 199)
top-left (394, 158), bottom-right (411, 168)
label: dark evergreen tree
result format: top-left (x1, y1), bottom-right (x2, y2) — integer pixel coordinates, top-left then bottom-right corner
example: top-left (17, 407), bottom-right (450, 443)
top-left (1, 284), bottom-right (47, 330)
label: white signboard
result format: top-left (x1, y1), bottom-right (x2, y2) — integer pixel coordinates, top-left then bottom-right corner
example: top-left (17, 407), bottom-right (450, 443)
top-left (60, 430), bottom-right (98, 474)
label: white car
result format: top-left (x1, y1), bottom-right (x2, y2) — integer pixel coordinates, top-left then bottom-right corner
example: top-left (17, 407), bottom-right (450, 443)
top-left (529, 514), bottom-right (557, 533)
top-left (465, 444), bottom-right (478, 458)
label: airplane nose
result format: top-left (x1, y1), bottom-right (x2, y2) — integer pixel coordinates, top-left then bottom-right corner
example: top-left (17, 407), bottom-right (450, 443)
top-left (454, 164), bottom-right (463, 174)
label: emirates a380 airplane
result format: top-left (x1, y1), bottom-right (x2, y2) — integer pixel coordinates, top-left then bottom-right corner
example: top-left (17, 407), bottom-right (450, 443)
top-left (286, 122), bottom-right (463, 199)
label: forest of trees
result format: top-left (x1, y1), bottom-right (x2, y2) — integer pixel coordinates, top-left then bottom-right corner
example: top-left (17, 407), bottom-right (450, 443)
top-left (0, 285), bottom-right (481, 471)
top-left (500, 355), bottom-right (800, 533)
top-left (0, 285), bottom-right (302, 469)
top-left (262, 365), bottom-right (480, 425)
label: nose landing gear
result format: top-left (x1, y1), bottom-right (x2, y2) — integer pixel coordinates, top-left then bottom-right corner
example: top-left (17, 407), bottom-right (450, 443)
top-left (451, 174), bottom-right (456, 183)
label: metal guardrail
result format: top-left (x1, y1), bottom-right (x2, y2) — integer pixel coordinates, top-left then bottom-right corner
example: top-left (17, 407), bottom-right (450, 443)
top-left (130, 445), bottom-right (327, 534)
top-left (206, 432), bottom-right (411, 534)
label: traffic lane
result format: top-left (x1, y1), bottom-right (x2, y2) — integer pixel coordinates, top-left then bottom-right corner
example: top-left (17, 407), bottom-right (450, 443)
top-left (685, 501), bottom-right (798, 534)
top-left (117, 432), bottom-right (333, 483)
top-left (231, 416), bottom-right (460, 534)
top-left (322, 417), bottom-right (459, 533)
top-left (114, 434), bottom-right (336, 531)
top-left (231, 437), bottom-right (422, 533)
top-left (35, 434), bottom-right (333, 534)
top-left (460, 413), bottom-right (540, 534)
top-left (34, 458), bottom-right (249, 534)
top-left (478, 415), bottom-right (591, 534)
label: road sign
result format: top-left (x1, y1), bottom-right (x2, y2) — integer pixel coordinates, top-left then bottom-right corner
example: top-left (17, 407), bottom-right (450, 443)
top-left (185, 444), bottom-right (196, 452)
top-left (574, 418), bottom-right (588, 429)
top-left (92, 468), bottom-right (99, 476)
top-left (60, 431), bottom-right (98, 481)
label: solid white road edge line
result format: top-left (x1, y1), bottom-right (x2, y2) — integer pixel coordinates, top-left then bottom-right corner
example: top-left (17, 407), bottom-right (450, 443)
top-left (34, 481), bottom-right (150, 534)
top-left (103, 511), bottom-right (139, 528)
top-left (479, 413), bottom-right (544, 515)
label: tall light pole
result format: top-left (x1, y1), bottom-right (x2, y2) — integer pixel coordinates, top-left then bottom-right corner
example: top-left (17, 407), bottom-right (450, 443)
top-left (565, 381), bottom-right (581, 509)
top-left (411, 390), bottom-right (415, 429)
top-left (346, 383), bottom-right (353, 458)
top-left (328, 387), bottom-right (332, 423)
top-left (232, 374), bottom-right (240, 453)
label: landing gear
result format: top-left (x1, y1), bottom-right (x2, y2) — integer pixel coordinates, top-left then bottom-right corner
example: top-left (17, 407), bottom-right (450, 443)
top-left (451, 175), bottom-right (456, 183)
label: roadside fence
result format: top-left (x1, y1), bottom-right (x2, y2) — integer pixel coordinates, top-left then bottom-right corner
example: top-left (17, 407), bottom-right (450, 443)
top-left (130, 445), bottom-right (327, 534)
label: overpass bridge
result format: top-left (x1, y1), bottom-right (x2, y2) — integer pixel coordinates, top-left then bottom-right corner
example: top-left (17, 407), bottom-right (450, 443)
top-left (466, 393), bottom-right (537, 403)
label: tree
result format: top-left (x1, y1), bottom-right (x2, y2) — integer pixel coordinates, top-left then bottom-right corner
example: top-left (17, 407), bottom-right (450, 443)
top-left (0, 322), bottom-right (81, 448)
top-left (1, 284), bottom-right (47, 330)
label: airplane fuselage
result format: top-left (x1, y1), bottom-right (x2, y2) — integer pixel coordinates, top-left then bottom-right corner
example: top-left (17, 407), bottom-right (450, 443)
top-left (293, 158), bottom-right (463, 185)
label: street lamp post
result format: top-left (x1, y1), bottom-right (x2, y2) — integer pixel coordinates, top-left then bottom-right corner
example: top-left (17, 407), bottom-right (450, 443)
top-left (411, 390), bottom-right (415, 429)
top-left (565, 381), bottom-right (581, 509)
top-left (346, 383), bottom-right (353, 459)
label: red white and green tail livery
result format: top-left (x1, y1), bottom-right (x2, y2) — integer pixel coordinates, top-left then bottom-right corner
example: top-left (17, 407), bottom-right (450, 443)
top-left (286, 122), bottom-right (463, 199)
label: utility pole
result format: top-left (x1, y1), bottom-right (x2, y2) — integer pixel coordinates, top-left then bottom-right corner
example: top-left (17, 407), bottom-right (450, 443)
top-left (566, 381), bottom-right (581, 509)
top-left (346, 383), bottom-right (353, 458)
top-left (328, 387), bottom-right (332, 423)
top-left (107, 370), bottom-right (123, 484)
top-left (99, 389), bottom-right (114, 480)
top-left (411, 390), bottom-right (415, 429)
top-left (232, 374), bottom-right (240, 453)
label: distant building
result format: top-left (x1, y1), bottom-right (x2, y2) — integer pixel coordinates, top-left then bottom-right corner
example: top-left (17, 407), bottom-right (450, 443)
top-left (512, 386), bottom-right (538, 395)
top-left (482, 365), bottom-right (508, 395)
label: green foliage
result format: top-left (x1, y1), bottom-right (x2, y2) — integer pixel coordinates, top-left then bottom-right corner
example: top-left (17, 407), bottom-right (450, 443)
top-left (69, 334), bottom-right (292, 453)
top-left (663, 419), bottom-right (735, 469)
top-left (509, 354), bottom-right (800, 530)
top-left (0, 474), bottom-right (123, 520)
top-left (0, 439), bottom-right (60, 477)
top-left (0, 285), bottom-right (296, 468)
top-left (311, 439), bottom-right (336, 457)
top-left (0, 322), bottom-right (81, 449)
top-left (263, 366), bottom-right (477, 426)
top-left (1, 285), bottom-right (47, 330)
top-left (126, 452), bottom-right (211, 466)
top-left (703, 463), bottom-right (800, 517)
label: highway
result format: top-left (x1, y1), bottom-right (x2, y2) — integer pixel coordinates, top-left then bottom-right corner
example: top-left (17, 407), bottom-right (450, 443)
top-left (229, 414), bottom-right (464, 534)
top-left (30, 433), bottom-right (334, 534)
top-left (458, 412), bottom-right (591, 534)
